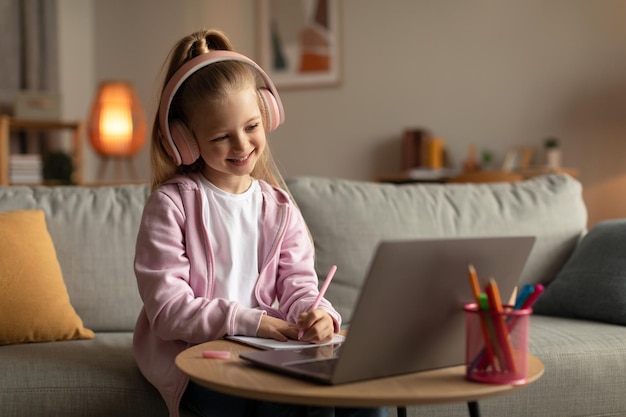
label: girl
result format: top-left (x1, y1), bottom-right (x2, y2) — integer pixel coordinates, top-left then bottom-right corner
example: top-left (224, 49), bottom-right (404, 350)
top-left (133, 29), bottom-right (385, 417)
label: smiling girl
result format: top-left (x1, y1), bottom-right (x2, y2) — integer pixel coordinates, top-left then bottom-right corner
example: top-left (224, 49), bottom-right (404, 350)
top-left (132, 29), bottom-right (385, 417)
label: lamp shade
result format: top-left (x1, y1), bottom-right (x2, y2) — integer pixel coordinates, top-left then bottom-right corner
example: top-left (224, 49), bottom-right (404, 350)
top-left (88, 81), bottom-right (146, 157)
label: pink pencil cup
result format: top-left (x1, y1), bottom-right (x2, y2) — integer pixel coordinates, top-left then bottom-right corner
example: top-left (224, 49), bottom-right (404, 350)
top-left (464, 303), bottom-right (531, 385)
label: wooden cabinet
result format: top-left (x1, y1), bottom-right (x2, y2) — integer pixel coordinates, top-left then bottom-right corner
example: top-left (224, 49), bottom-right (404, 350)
top-left (0, 116), bottom-right (84, 185)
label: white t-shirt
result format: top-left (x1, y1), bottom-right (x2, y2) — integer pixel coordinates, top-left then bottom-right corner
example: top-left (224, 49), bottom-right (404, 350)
top-left (200, 177), bottom-right (262, 308)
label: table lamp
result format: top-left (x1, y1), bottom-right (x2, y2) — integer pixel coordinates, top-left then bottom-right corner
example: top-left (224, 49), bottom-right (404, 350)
top-left (88, 81), bottom-right (146, 181)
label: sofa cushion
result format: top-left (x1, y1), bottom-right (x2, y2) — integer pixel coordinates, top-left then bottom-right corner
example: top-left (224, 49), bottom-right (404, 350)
top-left (0, 210), bottom-right (93, 344)
top-left (0, 184), bottom-right (151, 332)
top-left (533, 219), bottom-right (626, 325)
top-left (0, 333), bottom-right (164, 416)
top-left (287, 174), bottom-right (587, 323)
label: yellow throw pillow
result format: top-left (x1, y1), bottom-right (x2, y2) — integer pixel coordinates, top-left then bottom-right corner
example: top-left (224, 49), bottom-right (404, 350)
top-left (0, 210), bottom-right (94, 344)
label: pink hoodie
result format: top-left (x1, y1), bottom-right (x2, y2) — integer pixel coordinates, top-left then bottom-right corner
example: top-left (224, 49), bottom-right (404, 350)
top-left (133, 174), bottom-right (341, 417)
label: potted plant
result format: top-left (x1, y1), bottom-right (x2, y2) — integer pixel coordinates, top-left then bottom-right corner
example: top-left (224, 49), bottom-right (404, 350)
top-left (42, 151), bottom-right (74, 185)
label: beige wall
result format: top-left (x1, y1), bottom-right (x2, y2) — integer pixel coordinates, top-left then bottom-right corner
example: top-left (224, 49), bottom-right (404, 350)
top-left (58, 0), bottom-right (626, 227)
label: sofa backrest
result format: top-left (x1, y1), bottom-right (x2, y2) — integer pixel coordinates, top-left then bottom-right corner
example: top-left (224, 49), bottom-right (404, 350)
top-left (287, 174), bottom-right (588, 324)
top-left (0, 174), bottom-right (588, 331)
top-left (0, 184), bottom-right (150, 332)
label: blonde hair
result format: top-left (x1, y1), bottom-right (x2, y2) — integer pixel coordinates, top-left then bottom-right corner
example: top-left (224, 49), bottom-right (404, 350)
top-left (150, 29), bottom-right (287, 192)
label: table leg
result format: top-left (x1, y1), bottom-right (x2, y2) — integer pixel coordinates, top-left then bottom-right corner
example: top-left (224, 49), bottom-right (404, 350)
top-left (244, 399), bottom-right (256, 417)
top-left (467, 401), bottom-right (481, 417)
top-left (397, 406), bottom-right (407, 417)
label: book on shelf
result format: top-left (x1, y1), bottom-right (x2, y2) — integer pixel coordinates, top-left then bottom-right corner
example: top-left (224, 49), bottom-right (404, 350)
top-left (9, 154), bottom-right (43, 184)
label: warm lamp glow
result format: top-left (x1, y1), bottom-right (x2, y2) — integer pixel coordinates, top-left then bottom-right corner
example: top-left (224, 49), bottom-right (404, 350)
top-left (88, 81), bottom-right (147, 181)
top-left (100, 104), bottom-right (132, 144)
top-left (89, 81), bottom-right (146, 157)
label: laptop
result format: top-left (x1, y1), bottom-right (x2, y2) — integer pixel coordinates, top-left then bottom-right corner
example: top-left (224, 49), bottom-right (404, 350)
top-left (240, 236), bottom-right (536, 385)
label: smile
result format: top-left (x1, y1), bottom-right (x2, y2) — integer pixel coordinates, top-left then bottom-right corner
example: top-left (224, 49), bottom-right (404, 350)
top-left (228, 151), bottom-right (253, 163)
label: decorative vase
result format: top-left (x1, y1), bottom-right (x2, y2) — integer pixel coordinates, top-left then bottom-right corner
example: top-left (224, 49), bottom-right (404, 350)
top-left (546, 148), bottom-right (561, 168)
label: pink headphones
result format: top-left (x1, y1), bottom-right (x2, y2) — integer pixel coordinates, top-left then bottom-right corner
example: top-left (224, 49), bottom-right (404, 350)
top-left (158, 50), bottom-right (285, 166)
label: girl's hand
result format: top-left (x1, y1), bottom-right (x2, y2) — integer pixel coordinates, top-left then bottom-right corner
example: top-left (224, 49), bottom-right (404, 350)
top-left (257, 315), bottom-right (299, 341)
top-left (297, 308), bottom-right (334, 343)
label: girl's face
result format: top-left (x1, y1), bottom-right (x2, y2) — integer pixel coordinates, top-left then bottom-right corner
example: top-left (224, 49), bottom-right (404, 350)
top-left (191, 86), bottom-right (267, 194)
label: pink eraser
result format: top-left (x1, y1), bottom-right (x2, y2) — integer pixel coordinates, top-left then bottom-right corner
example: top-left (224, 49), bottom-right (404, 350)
top-left (202, 350), bottom-right (231, 359)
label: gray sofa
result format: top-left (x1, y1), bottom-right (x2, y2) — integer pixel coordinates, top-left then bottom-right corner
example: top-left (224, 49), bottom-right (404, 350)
top-left (1, 174), bottom-right (625, 417)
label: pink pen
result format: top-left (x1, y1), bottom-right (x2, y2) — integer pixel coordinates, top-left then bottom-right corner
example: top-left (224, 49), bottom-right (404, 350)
top-left (298, 265), bottom-right (337, 340)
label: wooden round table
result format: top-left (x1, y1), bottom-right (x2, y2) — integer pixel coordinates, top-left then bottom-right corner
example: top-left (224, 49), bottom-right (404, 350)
top-left (176, 339), bottom-right (544, 416)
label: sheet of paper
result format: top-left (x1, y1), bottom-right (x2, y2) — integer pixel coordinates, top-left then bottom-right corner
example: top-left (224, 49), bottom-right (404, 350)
top-left (226, 334), bottom-right (345, 350)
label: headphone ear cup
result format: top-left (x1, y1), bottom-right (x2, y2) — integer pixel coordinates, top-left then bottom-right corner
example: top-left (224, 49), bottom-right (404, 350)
top-left (170, 120), bottom-right (200, 165)
top-left (258, 87), bottom-right (281, 133)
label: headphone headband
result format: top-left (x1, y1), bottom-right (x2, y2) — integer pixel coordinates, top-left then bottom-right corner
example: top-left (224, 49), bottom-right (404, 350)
top-left (158, 50), bottom-right (285, 166)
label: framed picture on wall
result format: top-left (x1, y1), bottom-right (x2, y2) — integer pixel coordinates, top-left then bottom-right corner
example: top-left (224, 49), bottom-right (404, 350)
top-left (257, 0), bottom-right (341, 89)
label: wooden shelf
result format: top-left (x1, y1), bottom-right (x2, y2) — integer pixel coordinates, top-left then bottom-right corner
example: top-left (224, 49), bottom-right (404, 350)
top-left (376, 166), bottom-right (578, 185)
top-left (0, 116), bottom-right (84, 186)
top-left (515, 166), bottom-right (578, 179)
